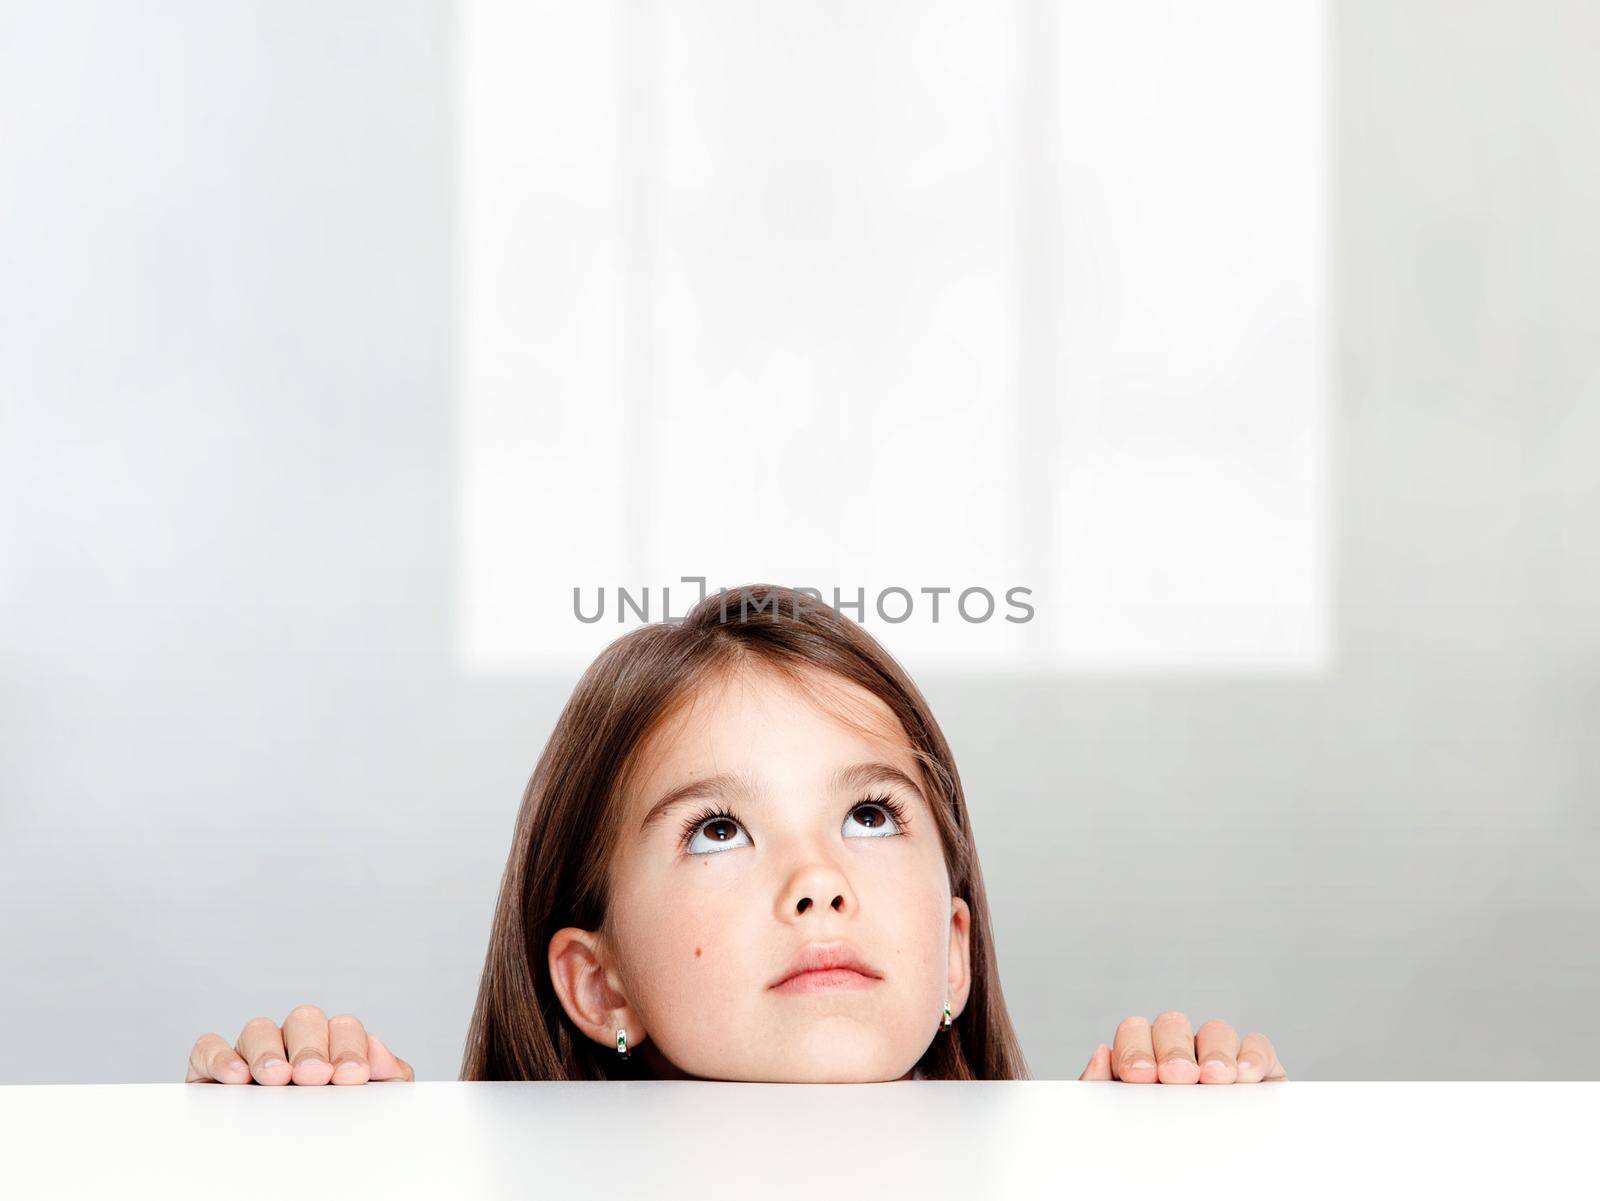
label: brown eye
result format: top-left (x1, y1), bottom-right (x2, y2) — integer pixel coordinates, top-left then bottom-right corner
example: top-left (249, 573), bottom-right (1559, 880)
top-left (684, 812), bottom-right (752, 855)
top-left (843, 799), bottom-right (905, 839)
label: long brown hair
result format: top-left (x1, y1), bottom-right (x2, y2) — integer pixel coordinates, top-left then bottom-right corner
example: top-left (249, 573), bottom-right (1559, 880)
top-left (459, 583), bottom-right (1030, 1080)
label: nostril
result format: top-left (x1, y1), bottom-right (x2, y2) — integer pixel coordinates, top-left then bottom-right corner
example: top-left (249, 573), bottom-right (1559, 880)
top-left (831, 896), bottom-right (844, 910)
top-left (797, 897), bottom-right (811, 913)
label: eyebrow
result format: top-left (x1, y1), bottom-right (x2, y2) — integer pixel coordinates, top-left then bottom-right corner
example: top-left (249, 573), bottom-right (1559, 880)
top-left (636, 760), bottom-right (928, 835)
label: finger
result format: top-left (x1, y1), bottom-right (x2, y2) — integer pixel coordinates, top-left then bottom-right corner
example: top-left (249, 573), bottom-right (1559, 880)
top-left (186, 1033), bottom-right (251, 1084)
top-left (327, 1014), bottom-right (372, 1085)
top-left (1195, 1019), bottom-right (1240, 1085)
top-left (283, 1004), bottom-right (334, 1086)
top-left (1077, 1043), bottom-right (1113, 1082)
top-left (366, 1034), bottom-right (415, 1083)
top-left (234, 1017), bottom-right (291, 1086)
top-left (1111, 1016), bottom-right (1157, 1084)
top-left (1237, 1032), bottom-right (1281, 1083)
top-left (1151, 1011), bottom-right (1200, 1084)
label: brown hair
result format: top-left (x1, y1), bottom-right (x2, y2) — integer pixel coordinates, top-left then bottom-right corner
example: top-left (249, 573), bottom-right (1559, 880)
top-left (459, 582), bottom-right (1030, 1080)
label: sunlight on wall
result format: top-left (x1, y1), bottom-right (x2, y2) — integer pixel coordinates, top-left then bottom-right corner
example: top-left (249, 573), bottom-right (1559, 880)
top-left (456, 0), bottom-right (1328, 675)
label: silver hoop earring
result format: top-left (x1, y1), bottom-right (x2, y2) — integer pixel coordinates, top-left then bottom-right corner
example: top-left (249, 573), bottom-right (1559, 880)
top-left (941, 1002), bottom-right (952, 1030)
top-left (616, 1028), bottom-right (630, 1059)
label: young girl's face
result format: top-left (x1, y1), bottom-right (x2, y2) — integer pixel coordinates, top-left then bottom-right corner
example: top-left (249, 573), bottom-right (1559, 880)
top-left (563, 661), bottom-right (971, 1082)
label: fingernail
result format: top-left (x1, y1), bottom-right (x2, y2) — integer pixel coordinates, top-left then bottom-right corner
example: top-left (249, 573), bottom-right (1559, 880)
top-left (293, 1055), bottom-right (328, 1067)
top-left (1203, 1058), bottom-right (1227, 1070)
top-left (260, 1057), bottom-right (286, 1071)
top-left (1129, 1058), bottom-right (1155, 1071)
top-left (1238, 1058), bottom-right (1259, 1076)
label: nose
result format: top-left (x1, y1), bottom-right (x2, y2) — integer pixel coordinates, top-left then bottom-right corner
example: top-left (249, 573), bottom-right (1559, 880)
top-left (778, 859), bottom-right (856, 921)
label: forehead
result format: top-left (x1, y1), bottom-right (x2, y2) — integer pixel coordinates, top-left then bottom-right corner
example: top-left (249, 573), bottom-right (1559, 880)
top-left (625, 660), bottom-right (922, 797)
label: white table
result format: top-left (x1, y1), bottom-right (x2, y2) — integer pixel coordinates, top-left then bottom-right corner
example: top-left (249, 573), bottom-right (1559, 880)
top-left (2, 1081), bottom-right (1593, 1198)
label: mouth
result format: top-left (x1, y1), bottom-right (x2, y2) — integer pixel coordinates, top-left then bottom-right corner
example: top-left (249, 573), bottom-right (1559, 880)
top-left (769, 941), bottom-right (884, 994)
top-left (770, 967), bottom-right (882, 994)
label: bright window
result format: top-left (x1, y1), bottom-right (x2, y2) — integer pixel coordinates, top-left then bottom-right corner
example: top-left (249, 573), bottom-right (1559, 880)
top-left (457, 0), bottom-right (1328, 674)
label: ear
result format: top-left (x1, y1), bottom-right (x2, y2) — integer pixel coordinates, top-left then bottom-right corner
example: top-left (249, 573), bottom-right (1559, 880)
top-left (547, 927), bottom-right (647, 1051)
top-left (946, 896), bottom-right (972, 1019)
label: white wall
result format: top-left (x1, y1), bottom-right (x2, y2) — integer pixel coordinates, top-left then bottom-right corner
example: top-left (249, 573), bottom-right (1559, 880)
top-left (3, 0), bottom-right (1598, 1082)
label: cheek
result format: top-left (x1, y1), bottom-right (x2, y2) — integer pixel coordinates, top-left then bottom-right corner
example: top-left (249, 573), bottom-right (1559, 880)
top-left (612, 871), bottom-right (757, 1024)
top-left (874, 862), bottom-right (955, 988)
top-left (873, 849), bottom-right (958, 1023)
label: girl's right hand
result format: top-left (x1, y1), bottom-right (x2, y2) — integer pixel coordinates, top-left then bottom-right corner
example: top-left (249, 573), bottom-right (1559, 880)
top-left (185, 1004), bottom-right (415, 1085)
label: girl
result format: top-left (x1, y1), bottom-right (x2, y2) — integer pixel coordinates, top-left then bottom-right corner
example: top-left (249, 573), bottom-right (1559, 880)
top-left (184, 583), bottom-right (1285, 1084)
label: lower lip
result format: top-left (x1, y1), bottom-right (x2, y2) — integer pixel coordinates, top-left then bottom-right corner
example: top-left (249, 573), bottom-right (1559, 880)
top-left (772, 968), bottom-right (881, 994)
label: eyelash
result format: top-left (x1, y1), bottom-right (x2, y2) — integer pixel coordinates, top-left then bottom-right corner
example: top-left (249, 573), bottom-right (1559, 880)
top-left (676, 793), bottom-right (912, 852)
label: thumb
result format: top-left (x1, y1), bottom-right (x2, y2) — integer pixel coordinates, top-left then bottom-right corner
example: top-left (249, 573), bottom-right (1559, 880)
top-left (1078, 1043), bottom-right (1113, 1081)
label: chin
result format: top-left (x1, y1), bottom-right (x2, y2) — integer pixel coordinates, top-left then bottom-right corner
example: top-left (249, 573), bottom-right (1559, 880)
top-left (756, 1020), bottom-right (911, 1084)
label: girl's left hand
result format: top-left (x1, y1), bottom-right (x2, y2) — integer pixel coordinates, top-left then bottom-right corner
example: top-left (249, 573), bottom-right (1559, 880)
top-left (1077, 1012), bottom-right (1287, 1083)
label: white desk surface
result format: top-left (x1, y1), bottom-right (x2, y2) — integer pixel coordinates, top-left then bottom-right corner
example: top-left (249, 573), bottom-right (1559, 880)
top-left (2, 1081), bottom-right (1594, 1198)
